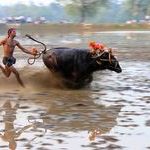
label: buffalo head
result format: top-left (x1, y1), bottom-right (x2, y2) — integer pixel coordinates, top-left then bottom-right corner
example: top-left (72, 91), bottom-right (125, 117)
top-left (92, 49), bottom-right (122, 73)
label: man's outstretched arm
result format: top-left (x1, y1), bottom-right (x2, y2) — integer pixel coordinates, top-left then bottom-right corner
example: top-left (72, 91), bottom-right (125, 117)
top-left (16, 41), bottom-right (37, 55)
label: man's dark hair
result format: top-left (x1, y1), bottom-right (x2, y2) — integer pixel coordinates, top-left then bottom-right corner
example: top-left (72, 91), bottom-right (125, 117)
top-left (7, 28), bottom-right (15, 37)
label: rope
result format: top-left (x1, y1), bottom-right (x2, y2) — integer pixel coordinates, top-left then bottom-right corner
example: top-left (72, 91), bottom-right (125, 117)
top-left (27, 52), bottom-right (42, 65)
top-left (26, 34), bottom-right (47, 53)
top-left (108, 48), bottom-right (112, 63)
top-left (25, 34), bottom-right (47, 65)
top-left (92, 48), bottom-right (114, 64)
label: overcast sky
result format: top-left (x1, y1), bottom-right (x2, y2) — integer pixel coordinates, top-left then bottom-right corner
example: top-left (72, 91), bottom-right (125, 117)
top-left (0, 0), bottom-right (56, 6)
top-left (0, 0), bottom-right (124, 6)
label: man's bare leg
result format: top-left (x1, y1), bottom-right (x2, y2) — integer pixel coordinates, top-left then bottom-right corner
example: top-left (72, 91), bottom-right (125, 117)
top-left (9, 66), bottom-right (25, 87)
top-left (0, 64), bottom-right (5, 74)
top-left (0, 65), bottom-right (24, 87)
top-left (0, 64), bottom-right (11, 77)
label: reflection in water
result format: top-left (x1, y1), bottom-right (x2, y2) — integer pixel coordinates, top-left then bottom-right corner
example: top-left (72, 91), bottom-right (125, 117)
top-left (42, 101), bottom-right (121, 133)
top-left (0, 101), bottom-right (32, 150)
top-left (0, 91), bottom-right (121, 149)
top-left (88, 128), bottom-right (102, 141)
top-left (0, 101), bottom-right (18, 150)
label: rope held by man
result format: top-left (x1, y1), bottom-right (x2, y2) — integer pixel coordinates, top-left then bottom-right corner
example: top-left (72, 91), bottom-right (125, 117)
top-left (25, 34), bottom-right (47, 65)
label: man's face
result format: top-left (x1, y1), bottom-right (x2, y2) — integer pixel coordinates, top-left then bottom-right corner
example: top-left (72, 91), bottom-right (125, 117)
top-left (11, 29), bottom-right (16, 37)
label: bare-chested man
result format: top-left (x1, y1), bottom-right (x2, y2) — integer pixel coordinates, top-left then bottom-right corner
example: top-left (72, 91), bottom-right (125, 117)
top-left (0, 28), bottom-right (38, 87)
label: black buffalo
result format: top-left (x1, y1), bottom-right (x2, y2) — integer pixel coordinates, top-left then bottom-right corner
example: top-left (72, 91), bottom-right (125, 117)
top-left (42, 47), bottom-right (122, 88)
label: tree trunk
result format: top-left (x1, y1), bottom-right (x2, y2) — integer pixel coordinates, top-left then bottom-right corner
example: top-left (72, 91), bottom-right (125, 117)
top-left (80, 1), bottom-right (86, 23)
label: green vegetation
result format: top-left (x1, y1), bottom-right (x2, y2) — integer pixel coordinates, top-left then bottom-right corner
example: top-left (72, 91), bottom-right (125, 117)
top-left (123, 0), bottom-right (150, 20)
top-left (0, 0), bottom-right (150, 23)
top-left (57, 0), bottom-right (109, 23)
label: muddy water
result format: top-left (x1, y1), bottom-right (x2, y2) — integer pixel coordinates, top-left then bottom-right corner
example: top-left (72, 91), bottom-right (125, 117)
top-left (0, 30), bottom-right (150, 150)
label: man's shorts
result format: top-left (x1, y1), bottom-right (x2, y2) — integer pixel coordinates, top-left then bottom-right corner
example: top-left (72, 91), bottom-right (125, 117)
top-left (3, 56), bottom-right (16, 67)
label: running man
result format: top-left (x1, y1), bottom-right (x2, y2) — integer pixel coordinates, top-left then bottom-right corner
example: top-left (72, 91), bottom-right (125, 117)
top-left (0, 28), bottom-right (38, 87)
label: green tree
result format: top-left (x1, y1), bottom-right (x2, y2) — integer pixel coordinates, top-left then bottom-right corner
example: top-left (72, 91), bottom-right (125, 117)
top-left (57, 0), bottom-right (110, 23)
top-left (123, 0), bottom-right (150, 20)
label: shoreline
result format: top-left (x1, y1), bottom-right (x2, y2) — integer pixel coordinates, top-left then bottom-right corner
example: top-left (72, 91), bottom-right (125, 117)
top-left (4, 23), bottom-right (150, 33)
